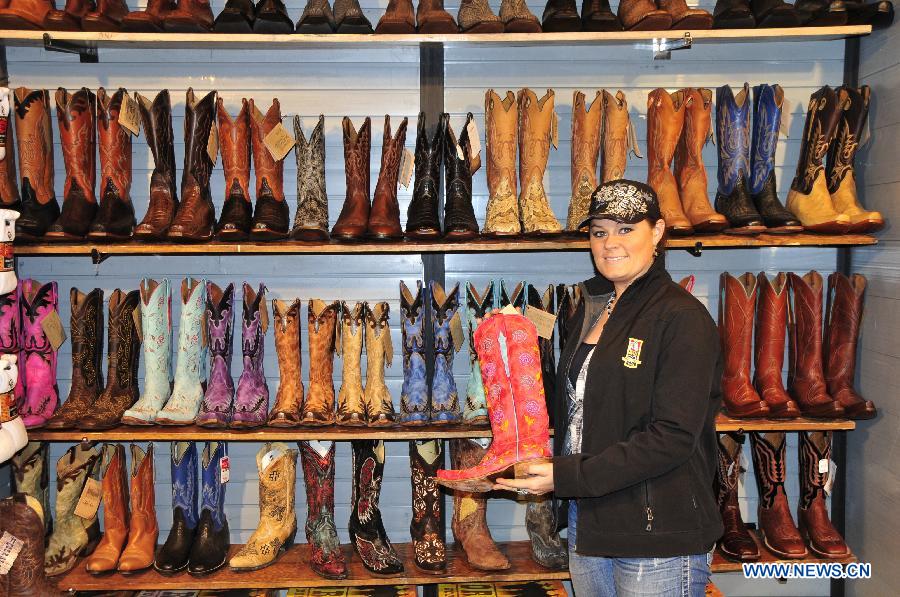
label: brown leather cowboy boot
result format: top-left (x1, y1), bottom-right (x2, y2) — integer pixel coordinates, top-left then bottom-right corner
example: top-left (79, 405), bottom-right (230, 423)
top-left (797, 431), bottom-right (850, 558)
top-left (750, 432), bottom-right (808, 559)
top-left (44, 0), bottom-right (95, 30)
top-left (164, 0), bottom-right (214, 31)
top-left (368, 115), bottom-right (408, 239)
top-left (618, 0), bottom-right (672, 28)
top-left (121, 0), bottom-right (176, 31)
top-left (168, 89), bottom-right (216, 242)
top-left (716, 433), bottom-right (760, 561)
top-left (518, 88), bottom-right (561, 235)
top-left (82, 0), bottom-right (129, 30)
top-left (249, 98), bottom-right (290, 240)
top-left (336, 301), bottom-right (366, 426)
top-left (117, 443), bottom-right (159, 573)
top-left (0, 87), bottom-right (19, 211)
top-left (134, 90), bottom-right (179, 239)
top-left (216, 98), bottom-right (253, 240)
top-left (483, 90), bottom-right (521, 236)
top-left (269, 299), bottom-right (304, 427)
top-left (90, 87), bottom-right (136, 240)
top-left (46, 87), bottom-right (96, 240)
top-left (410, 439), bottom-right (447, 572)
top-left (332, 117), bottom-right (371, 240)
top-left (417, 0), bottom-right (458, 32)
top-left (375, 0), bottom-right (415, 32)
top-left (0, 494), bottom-right (63, 596)
top-left (719, 273), bottom-right (770, 418)
top-left (567, 90), bottom-right (602, 232)
top-left (600, 89), bottom-right (637, 183)
top-left (84, 444), bottom-right (129, 574)
top-left (647, 88), bottom-right (692, 234)
top-left (13, 88), bottom-right (59, 239)
top-left (658, 0), bottom-right (713, 28)
top-left (0, 0), bottom-right (54, 28)
top-left (302, 299), bottom-right (338, 426)
top-left (753, 273), bottom-right (801, 418)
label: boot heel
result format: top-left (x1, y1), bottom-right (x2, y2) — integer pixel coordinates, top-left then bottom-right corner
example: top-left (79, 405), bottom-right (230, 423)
top-left (282, 525), bottom-right (298, 551)
top-left (81, 520), bottom-right (102, 557)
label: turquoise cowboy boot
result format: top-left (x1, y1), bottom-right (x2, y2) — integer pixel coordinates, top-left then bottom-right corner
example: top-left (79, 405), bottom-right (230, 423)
top-left (430, 281), bottom-right (462, 425)
top-left (122, 279), bottom-right (173, 425)
top-left (157, 278), bottom-right (209, 425)
top-left (399, 280), bottom-right (429, 426)
top-left (463, 281), bottom-right (494, 425)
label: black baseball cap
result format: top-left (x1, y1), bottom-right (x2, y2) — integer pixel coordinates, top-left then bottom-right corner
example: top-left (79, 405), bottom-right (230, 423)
top-left (578, 179), bottom-right (662, 230)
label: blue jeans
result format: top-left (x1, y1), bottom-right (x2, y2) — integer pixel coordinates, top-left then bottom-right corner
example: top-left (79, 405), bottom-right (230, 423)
top-left (567, 501), bottom-right (711, 597)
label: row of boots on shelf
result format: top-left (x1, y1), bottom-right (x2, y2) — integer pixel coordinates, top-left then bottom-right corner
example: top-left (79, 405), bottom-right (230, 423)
top-left (719, 270), bottom-right (875, 420)
top-left (713, 0), bottom-right (893, 28)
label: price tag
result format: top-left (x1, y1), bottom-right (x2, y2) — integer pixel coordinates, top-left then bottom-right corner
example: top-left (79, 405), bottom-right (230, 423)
top-left (399, 148), bottom-right (414, 188)
top-left (500, 304), bottom-right (520, 316)
top-left (525, 305), bottom-right (557, 340)
top-left (74, 477), bottom-right (102, 520)
top-left (207, 122), bottom-right (219, 165)
top-left (132, 306), bottom-right (142, 344)
top-left (41, 310), bottom-right (66, 351)
top-left (118, 92), bottom-right (141, 136)
top-left (261, 449), bottom-right (279, 472)
top-left (824, 459), bottom-right (837, 496)
top-left (466, 119), bottom-right (481, 160)
top-left (381, 325), bottom-right (393, 367)
top-left (818, 458), bottom-right (829, 474)
top-left (551, 111), bottom-right (559, 150)
top-left (0, 531), bottom-right (24, 575)
top-left (779, 97), bottom-right (791, 138)
top-left (450, 311), bottom-right (465, 353)
top-left (264, 122), bottom-right (296, 162)
top-left (220, 455), bottom-right (230, 484)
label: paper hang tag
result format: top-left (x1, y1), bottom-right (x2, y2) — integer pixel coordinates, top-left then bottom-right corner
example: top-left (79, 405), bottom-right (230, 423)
top-left (132, 306), bottom-right (143, 344)
top-left (382, 327), bottom-right (393, 367)
top-left (264, 122), bottom-right (296, 162)
top-left (818, 458), bottom-right (829, 474)
top-left (500, 304), bottom-right (520, 316)
top-left (551, 111), bottom-right (559, 150)
top-left (261, 449), bottom-right (279, 472)
top-left (0, 531), bottom-right (24, 575)
top-left (41, 310), bottom-right (67, 351)
top-left (525, 305), bottom-right (557, 340)
top-left (627, 118), bottom-right (644, 158)
top-left (74, 477), bottom-right (102, 520)
top-left (450, 311), bottom-right (465, 353)
top-left (824, 459), bottom-right (837, 496)
top-left (206, 122), bottom-right (219, 166)
top-left (118, 93), bottom-right (141, 136)
top-left (779, 98), bottom-right (791, 138)
top-left (220, 455), bottom-right (230, 484)
top-left (399, 148), bottom-right (414, 189)
top-left (466, 119), bottom-right (482, 158)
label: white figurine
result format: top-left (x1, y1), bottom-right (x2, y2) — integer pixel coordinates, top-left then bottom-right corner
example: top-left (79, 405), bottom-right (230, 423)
top-left (0, 354), bottom-right (27, 464)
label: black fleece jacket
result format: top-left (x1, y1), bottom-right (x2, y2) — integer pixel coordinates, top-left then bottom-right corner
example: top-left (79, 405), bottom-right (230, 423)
top-left (553, 256), bottom-right (724, 557)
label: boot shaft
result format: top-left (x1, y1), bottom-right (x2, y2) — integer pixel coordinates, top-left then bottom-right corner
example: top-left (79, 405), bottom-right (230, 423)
top-left (299, 439), bottom-right (336, 518)
top-left (400, 280), bottom-right (425, 357)
top-left (217, 98), bottom-right (251, 203)
top-left (140, 278), bottom-right (173, 386)
top-left (11, 441), bottom-right (51, 530)
top-left (749, 431), bottom-right (788, 508)
top-left (55, 442), bottom-right (101, 518)
top-left (103, 288), bottom-right (141, 393)
top-left (370, 115), bottom-right (408, 229)
top-left (716, 433), bottom-right (743, 508)
top-left (249, 98), bottom-right (285, 201)
top-left (798, 430), bottom-right (831, 509)
top-left (170, 441), bottom-right (199, 526)
top-left (555, 283), bottom-right (582, 352)
top-left (98, 443), bottom-right (129, 526)
top-left (754, 272), bottom-right (789, 384)
top-left (465, 281), bottom-right (494, 362)
top-left (200, 441), bottom-right (227, 528)
top-left (571, 90), bottom-right (602, 192)
top-left (182, 88), bottom-right (216, 194)
top-left (411, 111), bottom-right (445, 210)
top-left (256, 442), bottom-right (297, 516)
top-left (498, 278), bottom-right (526, 312)
top-left (601, 89), bottom-right (633, 183)
top-left (647, 88), bottom-right (686, 168)
top-left (55, 87), bottom-right (97, 202)
top-left (14, 88), bottom-right (55, 204)
top-left (823, 272), bottom-right (865, 386)
top-left (517, 88), bottom-right (554, 186)
top-left (826, 85), bottom-right (869, 193)
top-left (293, 114), bottom-right (328, 228)
top-left (788, 271), bottom-right (826, 381)
top-left (20, 278), bottom-right (58, 356)
top-left (719, 272), bottom-right (757, 378)
top-left (207, 281), bottom-right (235, 361)
top-left (350, 439), bottom-right (385, 517)
top-left (128, 443), bottom-right (156, 519)
top-left (485, 89), bottom-right (518, 196)
top-left (137, 90), bottom-right (177, 197)
top-left (431, 281), bottom-right (460, 357)
top-left (364, 301), bottom-right (392, 385)
top-left (0, 88), bottom-right (19, 205)
top-left (241, 282), bottom-right (266, 371)
top-left (715, 83), bottom-right (751, 194)
top-left (443, 114), bottom-right (476, 226)
top-left (96, 87), bottom-right (133, 201)
top-left (175, 277), bottom-right (208, 382)
top-left (274, 297), bottom-right (302, 378)
top-left (791, 86), bottom-right (845, 194)
top-left (0, 494), bottom-right (60, 596)
top-left (308, 298), bottom-right (337, 383)
top-left (674, 87), bottom-right (711, 177)
top-left (343, 115), bottom-right (371, 203)
top-left (749, 84), bottom-right (783, 195)
top-left (69, 287), bottom-right (105, 394)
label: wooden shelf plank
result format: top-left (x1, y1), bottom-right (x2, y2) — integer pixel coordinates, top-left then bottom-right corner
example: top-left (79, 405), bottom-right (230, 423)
top-left (712, 530), bottom-right (857, 573)
top-left (12, 233), bottom-right (877, 258)
top-left (714, 414), bottom-right (856, 432)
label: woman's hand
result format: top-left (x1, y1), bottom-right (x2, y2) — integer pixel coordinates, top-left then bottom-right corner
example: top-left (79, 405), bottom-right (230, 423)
top-left (493, 462), bottom-right (554, 495)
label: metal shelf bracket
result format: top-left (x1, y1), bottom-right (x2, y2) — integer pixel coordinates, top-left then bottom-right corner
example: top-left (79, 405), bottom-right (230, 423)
top-left (42, 33), bottom-right (98, 63)
top-left (687, 241), bottom-right (703, 257)
top-left (652, 32), bottom-right (692, 60)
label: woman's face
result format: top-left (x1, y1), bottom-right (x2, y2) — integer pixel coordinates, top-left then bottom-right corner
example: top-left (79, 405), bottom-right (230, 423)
top-left (589, 218), bottom-right (665, 287)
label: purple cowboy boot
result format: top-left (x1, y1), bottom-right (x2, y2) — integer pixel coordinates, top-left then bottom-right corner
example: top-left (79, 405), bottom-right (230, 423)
top-left (19, 279), bottom-right (60, 428)
top-left (231, 283), bottom-right (269, 428)
top-left (196, 283), bottom-right (236, 428)
top-left (0, 288), bottom-right (23, 404)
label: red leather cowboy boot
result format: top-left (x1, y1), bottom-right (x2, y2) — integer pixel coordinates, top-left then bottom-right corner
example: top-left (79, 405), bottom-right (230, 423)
top-left (719, 272), bottom-right (770, 418)
top-left (750, 432), bottom-right (808, 559)
top-left (332, 117), bottom-right (371, 240)
top-left (753, 272), bottom-right (801, 418)
top-left (797, 431), bottom-right (850, 558)
top-left (436, 313), bottom-right (551, 492)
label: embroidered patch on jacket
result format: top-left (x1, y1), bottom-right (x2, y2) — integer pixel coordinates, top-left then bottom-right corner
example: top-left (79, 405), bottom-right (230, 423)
top-left (622, 337), bottom-right (644, 369)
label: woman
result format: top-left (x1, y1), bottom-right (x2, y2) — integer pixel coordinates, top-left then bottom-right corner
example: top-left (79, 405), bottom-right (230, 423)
top-left (497, 179), bottom-right (723, 596)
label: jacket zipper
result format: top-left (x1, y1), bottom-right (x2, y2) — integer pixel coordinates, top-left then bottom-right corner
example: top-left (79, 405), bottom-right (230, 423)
top-left (644, 481), bottom-right (653, 532)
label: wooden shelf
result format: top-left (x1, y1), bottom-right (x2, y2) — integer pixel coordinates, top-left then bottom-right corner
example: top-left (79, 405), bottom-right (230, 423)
top-left (714, 414), bottom-right (856, 432)
top-left (12, 233), bottom-right (877, 259)
top-left (712, 530), bottom-right (857, 573)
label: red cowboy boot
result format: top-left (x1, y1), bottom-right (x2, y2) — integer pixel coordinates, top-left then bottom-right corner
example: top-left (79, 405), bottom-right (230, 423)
top-left (719, 273), bottom-right (770, 418)
top-left (436, 313), bottom-right (551, 492)
top-left (753, 273), bottom-right (801, 418)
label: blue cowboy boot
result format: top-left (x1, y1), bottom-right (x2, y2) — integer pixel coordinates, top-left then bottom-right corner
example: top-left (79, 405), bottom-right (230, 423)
top-left (196, 283), bottom-right (236, 428)
top-left (399, 280), bottom-right (429, 425)
top-left (750, 84), bottom-right (803, 233)
top-left (714, 84), bottom-right (765, 235)
top-left (157, 279), bottom-right (208, 425)
top-left (497, 279), bottom-right (526, 312)
top-left (122, 279), bottom-right (173, 425)
top-left (188, 442), bottom-right (229, 576)
top-left (232, 283), bottom-right (270, 428)
top-left (154, 441), bottom-right (198, 576)
top-left (463, 281), bottom-right (494, 425)
top-left (430, 281), bottom-right (462, 425)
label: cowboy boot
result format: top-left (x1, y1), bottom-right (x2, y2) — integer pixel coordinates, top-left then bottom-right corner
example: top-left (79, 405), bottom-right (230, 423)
top-left (400, 280), bottom-right (429, 425)
top-left (483, 90), bottom-right (521, 236)
top-left (369, 115), bottom-right (408, 239)
top-left (296, 0), bottom-right (336, 31)
top-left (526, 283), bottom-right (557, 424)
top-left (498, 278), bottom-right (526, 312)
top-left (89, 88), bottom-right (135, 239)
top-left (581, 0), bottom-right (621, 29)
top-left (46, 87), bottom-right (96, 240)
top-left (715, 433), bottom-right (759, 561)
top-left (715, 84), bottom-right (765, 235)
top-left (364, 301), bottom-right (397, 427)
top-left (333, 0), bottom-right (373, 31)
top-left (458, 0), bottom-right (504, 31)
top-left (0, 495), bottom-right (63, 596)
top-left (647, 88), bottom-right (692, 235)
top-left (214, 0), bottom-right (255, 31)
top-left (230, 443), bottom-right (298, 571)
top-left (269, 298), bottom-right (304, 427)
top-left (675, 88), bottom-right (728, 233)
top-left (749, 84), bottom-right (802, 233)
top-left (518, 89), bottom-right (562, 235)
top-left (410, 439), bottom-right (447, 572)
top-left (254, 0), bottom-right (293, 32)
top-left (336, 301), bottom-right (366, 426)
top-left (156, 278), bottom-right (209, 425)
top-left (406, 112), bottom-right (446, 239)
top-left (302, 299), bottom-right (338, 426)
top-left (567, 90), bottom-right (602, 232)
top-left (556, 283), bottom-right (582, 352)
top-left (168, 89), bottom-right (216, 241)
top-left (526, 498), bottom-right (567, 569)
top-left (196, 283), bottom-right (236, 428)
top-left (712, 0), bottom-right (754, 26)
top-left (349, 439), bottom-right (404, 575)
top-left (431, 281), bottom-right (463, 424)
top-left (13, 88), bottom-right (59, 239)
top-left (846, 0), bottom-right (893, 27)
top-left (216, 98), bottom-right (252, 240)
top-left (798, 431), bottom-right (849, 558)
top-left (332, 117), bottom-right (371, 240)
top-left (291, 115), bottom-right (329, 240)
top-left (464, 281), bottom-right (494, 425)
top-left (824, 273), bottom-right (875, 419)
top-left (232, 283), bottom-right (270, 428)
top-left (437, 313), bottom-right (552, 492)
top-left (542, 0), bottom-right (581, 31)
top-left (82, 0), bottom-right (128, 30)
top-left (0, 88), bottom-right (20, 210)
top-left (750, 432), bottom-right (808, 559)
top-left (601, 90), bottom-right (639, 184)
top-left (19, 279), bottom-right (60, 429)
top-left (121, 0), bottom-right (176, 31)
top-left (618, 0), bottom-right (672, 28)
top-left (418, 0), bottom-right (458, 31)
top-left (718, 273), bottom-right (770, 418)
top-left (44, 0), bottom-right (94, 30)
top-left (45, 288), bottom-right (104, 430)
top-left (0, 0), bottom-right (54, 28)
top-left (188, 441), bottom-right (230, 576)
top-left (154, 442), bottom-right (198, 575)
top-left (117, 444), bottom-right (158, 573)
top-left (135, 90), bottom-right (179, 239)
top-left (45, 443), bottom-right (102, 576)
top-left (786, 86), bottom-right (851, 233)
top-left (11, 441), bottom-right (52, 539)
top-left (444, 114), bottom-right (479, 240)
top-left (795, 0), bottom-right (847, 25)
top-left (788, 271), bottom-right (845, 418)
top-left (751, 0), bottom-right (799, 24)
top-left (827, 86), bottom-right (883, 232)
top-left (499, 0), bottom-right (542, 30)
top-left (81, 288), bottom-right (142, 430)
top-left (753, 273), bottom-right (801, 418)
top-left (299, 440), bottom-right (347, 579)
top-left (659, 0), bottom-right (713, 27)
top-left (249, 98), bottom-right (290, 240)
top-left (164, 0), bottom-right (214, 30)
top-left (122, 279), bottom-right (173, 425)
top-left (84, 444), bottom-right (128, 574)
top-left (376, 0), bottom-right (415, 33)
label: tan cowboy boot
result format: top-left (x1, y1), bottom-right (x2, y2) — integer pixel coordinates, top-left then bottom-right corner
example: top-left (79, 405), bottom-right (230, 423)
top-left (647, 88), bottom-right (693, 234)
top-left (518, 88), bottom-right (562, 235)
top-left (336, 301), bottom-right (366, 426)
top-left (601, 89), bottom-right (640, 183)
top-left (302, 299), bottom-right (338, 426)
top-left (567, 90), bottom-right (602, 232)
top-left (363, 301), bottom-right (396, 427)
top-left (483, 90), bottom-right (521, 236)
top-left (269, 299), bottom-right (304, 427)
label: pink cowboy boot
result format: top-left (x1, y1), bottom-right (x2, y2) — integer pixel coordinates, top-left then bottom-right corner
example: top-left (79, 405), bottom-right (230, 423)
top-left (19, 279), bottom-right (60, 428)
